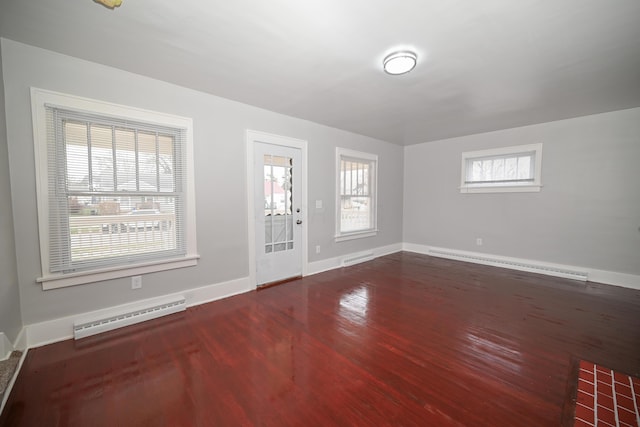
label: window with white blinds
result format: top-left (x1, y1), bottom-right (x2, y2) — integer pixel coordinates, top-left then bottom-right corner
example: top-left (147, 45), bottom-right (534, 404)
top-left (336, 148), bottom-right (378, 241)
top-left (460, 143), bottom-right (543, 193)
top-left (31, 89), bottom-right (198, 289)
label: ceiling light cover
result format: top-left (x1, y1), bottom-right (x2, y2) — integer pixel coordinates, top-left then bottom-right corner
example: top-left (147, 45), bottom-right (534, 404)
top-left (383, 51), bottom-right (417, 75)
top-left (94, 0), bottom-right (123, 9)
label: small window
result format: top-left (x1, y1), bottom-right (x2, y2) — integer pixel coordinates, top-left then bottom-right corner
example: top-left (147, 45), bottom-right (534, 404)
top-left (31, 88), bottom-right (198, 289)
top-left (336, 148), bottom-right (378, 241)
top-left (460, 143), bottom-right (543, 193)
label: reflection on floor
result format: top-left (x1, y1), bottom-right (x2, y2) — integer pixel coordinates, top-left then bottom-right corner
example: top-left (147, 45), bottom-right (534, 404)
top-left (1, 252), bottom-right (639, 426)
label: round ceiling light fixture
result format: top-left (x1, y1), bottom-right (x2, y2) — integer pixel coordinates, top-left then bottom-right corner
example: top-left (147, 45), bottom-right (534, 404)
top-left (383, 51), bottom-right (417, 75)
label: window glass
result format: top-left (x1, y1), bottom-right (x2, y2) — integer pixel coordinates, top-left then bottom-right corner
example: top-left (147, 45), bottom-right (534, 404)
top-left (336, 148), bottom-right (378, 240)
top-left (460, 144), bottom-right (542, 193)
top-left (31, 88), bottom-right (198, 288)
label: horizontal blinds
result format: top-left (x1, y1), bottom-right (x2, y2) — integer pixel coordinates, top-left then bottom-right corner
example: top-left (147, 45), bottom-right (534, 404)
top-left (465, 151), bottom-right (535, 184)
top-left (45, 105), bottom-right (187, 274)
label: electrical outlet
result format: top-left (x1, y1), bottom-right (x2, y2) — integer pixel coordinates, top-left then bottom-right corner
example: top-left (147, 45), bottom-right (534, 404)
top-left (131, 275), bottom-right (142, 289)
top-left (315, 200), bottom-right (323, 209)
top-left (315, 245), bottom-right (321, 254)
top-left (476, 238), bottom-right (483, 246)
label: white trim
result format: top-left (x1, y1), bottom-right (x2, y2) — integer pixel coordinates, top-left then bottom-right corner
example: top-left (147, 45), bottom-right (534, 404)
top-left (0, 334), bottom-right (11, 361)
top-left (13, 328), bottom-right (27, 353)
top-left (459, 184), bottom-right (542, 194)
top-left (587, 269), bottom-right (640, 291)
top-left (335, 147), bottom-right (378, 240)
top-left (39, 255), bottom-right (200, 290)
top-left (246, 130), bottom-right (309, 289)
top-left (73, 295), bottom-right (187, 339)
top-left (0, 329), bottom-right (26, 361)
top-left (307, 243), bottom-right (402, 276)
top-left (342, 251), bottom-right (375, 267)
top-left (0, 328), bottom-right (28, 416)
top-left (23, 276), bottom-right (252, 349)
top-left (0, 348), bottom-right (28, 416)
top-left (460, 143), bottom-right (543, 193)
top-left (11, 241), bottom-right (638, 354)
top-left (30, 87), bottom-right (199, 290)
top-left (403, 243), bottom-right (640, 290)
top-left (335, 230), bottom-right (378, 242)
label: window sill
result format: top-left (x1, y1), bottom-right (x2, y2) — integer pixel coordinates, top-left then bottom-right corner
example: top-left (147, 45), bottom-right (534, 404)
top-left (335, 230), bottom-right (378, 242)
top-left (37, 255), bottom-right (200, 290)
top-left (459, 184), bottom-right (542, 194)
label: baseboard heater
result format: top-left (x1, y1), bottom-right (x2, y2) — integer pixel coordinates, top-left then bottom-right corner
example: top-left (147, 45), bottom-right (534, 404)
top-left (342, 251), bottom-right (375, 267)
top-left (428, 249), bottom-right (588, 281)
top-left (73, 296), bottom-right (186, 340)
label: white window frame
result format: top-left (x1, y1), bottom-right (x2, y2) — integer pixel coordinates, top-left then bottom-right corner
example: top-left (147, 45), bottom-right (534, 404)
top-left (31, 88), bottom-right (199, 290)
top-left (460, 143), bottom-right (543, 194)
top-left (335, 148), bottom-right (378, 242)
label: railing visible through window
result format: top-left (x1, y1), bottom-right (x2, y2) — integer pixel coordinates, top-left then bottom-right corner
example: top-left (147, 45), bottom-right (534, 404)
top-left (46, 106), bottom-right (186, 273)
top-left (263, 154), bottom-right (294, 254)
top-left (336, 148), bottom-right (378, 239)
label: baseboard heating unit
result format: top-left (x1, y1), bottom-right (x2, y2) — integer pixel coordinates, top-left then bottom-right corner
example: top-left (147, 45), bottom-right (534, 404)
top-left (428, 249), bottom-right (588, 281)
top-left (73, 296), bottom-right (186, 340)
top-left (342, 251), bottom-right (375, 267)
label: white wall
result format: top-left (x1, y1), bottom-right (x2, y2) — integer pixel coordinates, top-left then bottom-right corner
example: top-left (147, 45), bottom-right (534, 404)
top-left (0, 41), bottom-right (23, 344)
top-left (1, 38), bottom-right (404, 326)
top-left (403, 108), bottom-right (640, 277)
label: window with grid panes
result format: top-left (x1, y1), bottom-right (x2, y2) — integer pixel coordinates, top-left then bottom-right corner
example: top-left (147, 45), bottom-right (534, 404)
top-left (460, 143), bottom-right (543, 193)
top-left (336, 148), bottom-right (378, 241)
top-left (31, 89), bottom-right (198, 289)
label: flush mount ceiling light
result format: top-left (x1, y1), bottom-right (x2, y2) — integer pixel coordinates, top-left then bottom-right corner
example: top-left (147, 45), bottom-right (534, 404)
top-left (383, 51), bottom-right (417, 75)
top-left (94, 0), bottom-right (123, 9)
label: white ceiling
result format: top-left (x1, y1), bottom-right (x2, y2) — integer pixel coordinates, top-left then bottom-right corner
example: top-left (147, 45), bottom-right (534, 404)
top-left (1, 0), bottom-right (639, 145)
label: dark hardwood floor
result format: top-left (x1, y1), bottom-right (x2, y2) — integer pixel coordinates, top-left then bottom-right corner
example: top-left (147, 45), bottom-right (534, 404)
top-left (2, 252), bottom-right (639, 426)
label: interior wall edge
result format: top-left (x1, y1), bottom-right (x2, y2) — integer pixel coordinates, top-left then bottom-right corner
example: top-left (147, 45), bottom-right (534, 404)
top-left (403, 243), bottom-right (640, 290)
top-left (23, 276), bottom-right (252, 349)
top-left (306, 243), bottom-right (402, 276)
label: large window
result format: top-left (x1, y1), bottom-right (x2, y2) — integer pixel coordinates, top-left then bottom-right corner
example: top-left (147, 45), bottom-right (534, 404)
top-left (460, 143), bottom-right (543, 193)
top-left (336, 148), bottom-right (377, 241)
top-left (32, 89), bottom-right (198, 289)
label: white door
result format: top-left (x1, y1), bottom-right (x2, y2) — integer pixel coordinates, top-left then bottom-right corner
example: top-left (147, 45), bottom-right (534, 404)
top-left (254, 142), bottom-right (303, 285)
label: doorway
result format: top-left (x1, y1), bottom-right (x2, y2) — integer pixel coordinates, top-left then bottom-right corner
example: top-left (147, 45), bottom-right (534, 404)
top-left (247, 131), bottom-right (308, 287)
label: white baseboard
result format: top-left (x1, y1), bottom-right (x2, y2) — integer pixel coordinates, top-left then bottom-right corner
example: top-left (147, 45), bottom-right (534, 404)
top-left (403, 243), bottom-right (640, 290)
top-left (0, 329), bottom-right (26, 361)
top-left (24, 276), bottom-right (252, 349)
top-left (307, 243), bottom-right (402, 276)
top-left (18, 242), bottom-right (639, 349)
top-left (587, 269), bottom-right (640, 290)
top-left (0, 329), bottom-right (28, 416)
top-left (21, 244), bottom-right (404, 349)
top-left (0, 333), bottom-right (11, 360)
top-left (13, 328), bottom-right (26, 352)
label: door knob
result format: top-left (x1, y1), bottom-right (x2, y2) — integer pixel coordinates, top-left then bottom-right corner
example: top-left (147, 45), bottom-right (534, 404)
top-left (296, 220), bottom-right (303, 225)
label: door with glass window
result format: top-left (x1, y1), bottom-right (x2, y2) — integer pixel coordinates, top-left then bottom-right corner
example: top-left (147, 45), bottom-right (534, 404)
top-left (254, 142), bottom-right (302, 285)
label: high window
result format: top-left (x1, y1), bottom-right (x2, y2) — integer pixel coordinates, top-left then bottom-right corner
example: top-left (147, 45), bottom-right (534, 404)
top-left (31, 89), bottom-right (198, 289)
top-left (336, 148), bottom-right (378, 241)
top-left (460, 143), bottom-right (543, 193)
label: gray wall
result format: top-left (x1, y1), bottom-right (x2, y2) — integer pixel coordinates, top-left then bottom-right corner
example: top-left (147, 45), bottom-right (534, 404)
top-left (0, 41), bottom-right (23, 343)
top-left (1, 39), bottom-right (403, 325)
top-left (404, 107), bottom-right (640, 275)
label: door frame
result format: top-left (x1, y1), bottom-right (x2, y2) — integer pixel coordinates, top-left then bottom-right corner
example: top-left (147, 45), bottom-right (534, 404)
top-left (246, 130), bottom-right (308, 289)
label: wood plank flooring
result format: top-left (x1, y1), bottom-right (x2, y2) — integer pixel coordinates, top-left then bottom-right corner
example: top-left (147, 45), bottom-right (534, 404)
top-left (2, 252), bottom-right (639, 426)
